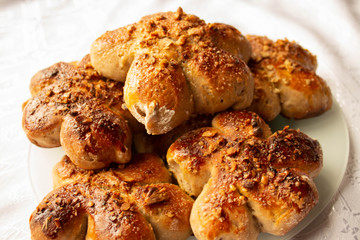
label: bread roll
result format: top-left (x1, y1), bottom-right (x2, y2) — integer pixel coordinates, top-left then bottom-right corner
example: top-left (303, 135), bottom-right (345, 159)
top-left (22, 55), bottom-right (136, 169)
top-left (246, 35), bottom-right (332, 121)
top-left (167, 111), bottom-right (322, 239)
top-left (90, 8), bottom-right (253, 134)
top-left (30, 153), bottom-right (194, 240)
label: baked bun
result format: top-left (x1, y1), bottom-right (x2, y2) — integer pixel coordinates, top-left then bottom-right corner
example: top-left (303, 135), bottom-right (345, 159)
top-left (22, 55), bottom-right (138, 169)
top-left (246, 35), bottom-right (332, 121)
top-left (30, 153), bottom-right (194, 240)
top-left (90, 7), bottom-right (253, 134)
top-left (167, 111), bottom-right (322, 239)
top-left (133, 114), bottom-right (213, 158)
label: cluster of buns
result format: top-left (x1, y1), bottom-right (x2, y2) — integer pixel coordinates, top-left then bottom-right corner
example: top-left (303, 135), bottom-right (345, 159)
top-left (23, 8), bottom-right (331, 240)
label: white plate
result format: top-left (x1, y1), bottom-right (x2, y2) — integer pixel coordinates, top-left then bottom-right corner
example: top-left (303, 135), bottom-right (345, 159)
top-left (28, 99), bottom-right (349, 240)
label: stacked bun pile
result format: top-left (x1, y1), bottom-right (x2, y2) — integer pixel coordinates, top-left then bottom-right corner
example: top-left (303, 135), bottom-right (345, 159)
top-left (23, 7), bottom-right (332, 240)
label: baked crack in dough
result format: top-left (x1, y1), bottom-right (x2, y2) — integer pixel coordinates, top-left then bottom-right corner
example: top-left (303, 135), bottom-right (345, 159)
top-left (247, 35), bottom-right (332, 121)
top-left (90, 7), bottom-right (254, 134)
top-left (22, 55), bottom-right (138, 169)
top-left (30, 153), bottom-right (194, 240)
top-left (167, 111), bottom-right (322, 239)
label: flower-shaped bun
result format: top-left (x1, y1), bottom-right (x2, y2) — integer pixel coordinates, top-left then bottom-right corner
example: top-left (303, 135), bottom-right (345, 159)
top-left (90, 8), bottom-right (253, 134)
top-left (246, 35), bottom-right (332, 121)
top-left (167, 111), bottom-right (322, 239)
top-left (30, 153), bottom-right (194, 240)
top-left (22, 55), bottom-right (137, 169)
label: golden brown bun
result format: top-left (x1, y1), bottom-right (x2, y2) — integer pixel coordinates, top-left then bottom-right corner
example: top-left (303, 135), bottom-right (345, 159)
top-left (90, 8), bottom-right (253, 134)
top-left (133, 114), bottom-right (213, 158)
top-left (246, 35), bottom-right (332, 121)
top-left (167, 111), bottom-right (322, 239)
top-left (22, 55), bottom-right (140, 169)
top-left (30, 153), bottom-right (194, 240)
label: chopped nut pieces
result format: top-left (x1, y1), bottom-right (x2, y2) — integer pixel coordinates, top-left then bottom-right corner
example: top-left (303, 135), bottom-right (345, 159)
top-left (120, 202), bottom-right (130, 211)
top-left (167, 110), bottom-right (322, 239)
top-left (30, 153), bottom-right (194, 240)
top-left (90, 7), bottom-right (253, 134)
top-left (22, 55), bottom-right (133, 170)
top-left (246, 35), bottom-right (332, 121)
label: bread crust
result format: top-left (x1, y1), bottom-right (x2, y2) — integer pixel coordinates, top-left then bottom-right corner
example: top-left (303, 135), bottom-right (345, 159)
top-left (22, 55), bottom-right (136, 169)
top-left (30, 153), bottom-right (194, 240)
top-left (133, 114), bottom-right (213, 158)
top-left (90, 8), bottom-right (253, 134)
top-left (246, 35), bottom-right (332, 121)
top-left (167, 111), bottom-right (322, 239)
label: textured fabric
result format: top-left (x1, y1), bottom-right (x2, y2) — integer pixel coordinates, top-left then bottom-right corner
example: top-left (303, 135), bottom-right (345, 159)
top-left (0, 0), bottom-right (359, 239)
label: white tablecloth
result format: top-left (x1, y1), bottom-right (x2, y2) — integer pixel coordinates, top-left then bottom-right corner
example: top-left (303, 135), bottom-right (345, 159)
top-left (1, 0), bottom-right (359, 239)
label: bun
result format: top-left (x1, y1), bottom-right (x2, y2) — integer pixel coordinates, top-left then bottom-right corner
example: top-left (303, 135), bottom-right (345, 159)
top-left (133, 114), bottom-right (213, 158)
top-left (246, 35), bottom-right (332, 121)
top-left (90, 7), bottom-right (253, 134)
top-left (30, 153), bottom-right (194, 240)
top-left (22, 55), bottom-right (137, 169)
top-left (167, 111), bottom-right (322, 239)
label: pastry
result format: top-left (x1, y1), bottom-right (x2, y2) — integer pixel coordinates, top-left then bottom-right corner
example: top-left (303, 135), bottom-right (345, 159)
top-left (90, 7), bottom-right (253, 134)
top-left (167, 111), bottom-right (322, 239)
top-left (246, 35), bottom-right (332, 121)
top-left (30, 153), bottom-right (194, 240)
top-left (22, 55), bottom-right (137, 169)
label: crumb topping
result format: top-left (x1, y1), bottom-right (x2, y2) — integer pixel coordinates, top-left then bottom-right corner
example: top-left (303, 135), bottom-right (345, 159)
top-left (168, 110), bottom-right (322, 236)
top-left (31, 153), bottom-right (193, 239)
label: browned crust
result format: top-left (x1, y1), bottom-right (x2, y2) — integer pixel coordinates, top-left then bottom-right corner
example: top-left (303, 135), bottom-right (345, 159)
top-left (246, 35), bottom-right (332, 121)
top-left (22, 56), bottom-right (138, 169)
top-left (167, 110), bottom-right (322, 238)
top-left (90, 7), bottom-right (253, 134)
top-left (53, 153), bottom-right (172, 189)
top-left (133, 114), bottom-right (213, 158)
top-left (132, 183), bottom-right (194, 240)
top-left (30, 182), bottom-right (155, 240)
top-left (31, 153), bottom-right (193, 240)
top-left (207, 23), bottom-right (252, 63)
top-left (124, 52), bottom-right (193, 134)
